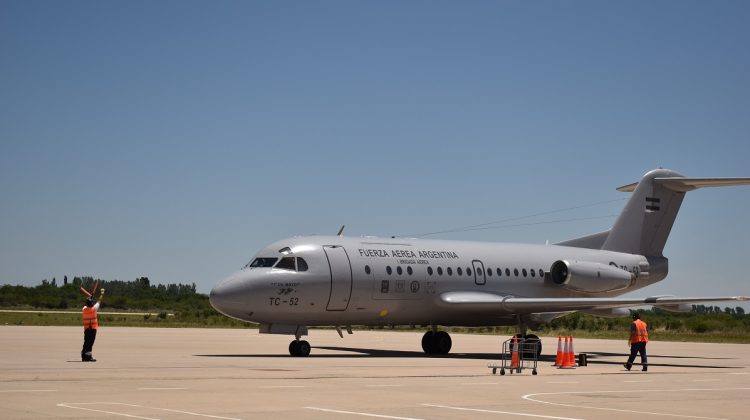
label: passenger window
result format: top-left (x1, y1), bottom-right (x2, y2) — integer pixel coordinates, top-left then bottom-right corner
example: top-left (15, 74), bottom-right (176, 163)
top-left (297, 258), bottom-right (309, 272)
top-left (275, 257), bottom-right (296, 270)
top-left (530, 268), bottom-right (535, 277)
top-left (407, 266), bottom-right (413, 275)
top-left (466, 268), bottom-right (472, 276)
top-left (505, 268), bottom-right (511, 276)
top-left (447, 267), bottom-right (453, 276)
top-left (497, 268), bottom-right (502, 276)
top-left (397, 266), bottom-right (403, 275)
top-left (387, 266), bottom-right (392, 275)
top-left (540, 268), bottom-right (544, 277)
top-left (514, 268), bottom-right (519, 277)
top-left (522, 269), bottom-right (527, 277)
top-left (457, 267), bottom-right (463, 275)
top-left (246, 257), bottom-right (278, 268)
top-left (437, 267), bottom-right (443, 276)
top-left (365, 265), bottom-right (371, 274)
top-left (487, 268), bottom-right (492, 276)
top-left (428, 267), bottom-right (433, 275)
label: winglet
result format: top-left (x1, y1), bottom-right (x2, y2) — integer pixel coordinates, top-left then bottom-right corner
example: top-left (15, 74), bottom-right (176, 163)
top-left (336, 225), bottom-right (346, 236)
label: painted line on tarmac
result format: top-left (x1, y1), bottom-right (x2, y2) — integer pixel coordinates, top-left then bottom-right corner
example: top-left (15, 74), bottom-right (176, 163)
top-left (0, 389), bottom-right (57, 393)
top-left (137, 387), bottom-right (187, 391)
top-left (523, 387), bottom-right (750, 419)
top-left (623, 380), bottom-right (652, 383)
top-left (692, 379), bottom-right (720, 382)
top-left (422, 403), bottom-right (582, 420)
top-left (58, 402), bottom-right (242, 420)
top-left (259, 385), bottom-right (307, 389)
top-left (546, 381), bottom-right (579, 384)
top-left (727, 372), bottom-right (750, 375)
top-left (304, 406), bottom-right (423, 420)
top-left (57, 403), bottom-right (159, 420)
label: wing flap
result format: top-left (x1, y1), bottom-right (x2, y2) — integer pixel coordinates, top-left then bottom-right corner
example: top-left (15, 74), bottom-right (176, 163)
top-left (439, 291), bottom-right (747, 314)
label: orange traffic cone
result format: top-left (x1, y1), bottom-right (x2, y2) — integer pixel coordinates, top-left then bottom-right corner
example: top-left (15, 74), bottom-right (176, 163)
top-left (568, 336), bottom-right (577, 367)
top-left (558, 336), bottom-right (575, 369)
top-left (553, 336), bottom-right (563, 366)
top-left (510, 335), bottom-right (520, 370)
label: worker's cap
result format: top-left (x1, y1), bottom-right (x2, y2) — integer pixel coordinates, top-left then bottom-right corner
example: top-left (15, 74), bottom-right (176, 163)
top-left (85, 298), bottom-right (94, 307)
top-left (632, 312), bottom-right (640, 320)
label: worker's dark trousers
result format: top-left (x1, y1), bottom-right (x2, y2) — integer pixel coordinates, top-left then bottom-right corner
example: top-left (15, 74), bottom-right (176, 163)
top-left (81, 328), bottom-right (97, 361)
top-left (626, 341), bottom-right (647, 368)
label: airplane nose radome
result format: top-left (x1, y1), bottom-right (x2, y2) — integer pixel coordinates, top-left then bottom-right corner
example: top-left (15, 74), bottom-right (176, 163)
top-left (209, 273), bottom-right (250, 318)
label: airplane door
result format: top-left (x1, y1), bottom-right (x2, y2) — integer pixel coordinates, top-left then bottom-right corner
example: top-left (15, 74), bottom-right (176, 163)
top-left (473, 260), bottom-right (486, 285)
top-left (323, 246), bottom-right (353, 311)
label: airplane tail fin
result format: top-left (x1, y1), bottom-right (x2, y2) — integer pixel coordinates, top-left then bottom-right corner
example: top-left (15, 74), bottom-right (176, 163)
top-left (600, 169), bottom-right (750, 257)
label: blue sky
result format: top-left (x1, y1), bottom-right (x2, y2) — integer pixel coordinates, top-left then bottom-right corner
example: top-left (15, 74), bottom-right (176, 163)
top-left (1, 1), bottom-right (749, 301)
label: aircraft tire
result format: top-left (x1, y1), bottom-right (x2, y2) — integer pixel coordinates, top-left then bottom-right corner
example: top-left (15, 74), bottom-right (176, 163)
top-left (421, 331), bottom-right (436, 354)
top-left (297, 340), bottom-right (311, 357)
top-left (513, 334), bottom-right (542, 358)
top-left (434, 331), bottom-right (452, 354)
top-left (289, 340), bottom-right (311, 357)
top-left (526, 334), bottom-right (542, 358)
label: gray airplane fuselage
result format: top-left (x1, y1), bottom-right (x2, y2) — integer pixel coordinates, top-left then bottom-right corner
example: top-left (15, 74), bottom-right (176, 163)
top-left (210, 236), bottom-right (659, 327)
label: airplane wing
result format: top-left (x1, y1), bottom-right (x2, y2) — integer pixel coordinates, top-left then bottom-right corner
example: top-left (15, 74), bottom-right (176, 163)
top-left (439, 291), bottom-right (748, 314)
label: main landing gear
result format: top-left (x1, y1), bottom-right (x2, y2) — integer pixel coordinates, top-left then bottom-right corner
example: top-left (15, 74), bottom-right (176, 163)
top-left (515, 316), bottom-right (542, 358)
top-left (289, 339), bottom-right (311, 357)
top-left (421, 330), bottom-right (452, 355)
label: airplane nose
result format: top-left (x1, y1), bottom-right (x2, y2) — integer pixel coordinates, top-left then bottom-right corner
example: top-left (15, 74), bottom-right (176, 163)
top-left (209, 273), bottom-right (252, 319)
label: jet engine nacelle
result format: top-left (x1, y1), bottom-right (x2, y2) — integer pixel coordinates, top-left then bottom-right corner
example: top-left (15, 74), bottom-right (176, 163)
top-left (549, 260), bottom-right (634, 293)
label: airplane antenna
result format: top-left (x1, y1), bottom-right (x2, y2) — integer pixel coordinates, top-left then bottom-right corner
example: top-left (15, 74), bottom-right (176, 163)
top-left (336, 225), bottom-right (346, 236)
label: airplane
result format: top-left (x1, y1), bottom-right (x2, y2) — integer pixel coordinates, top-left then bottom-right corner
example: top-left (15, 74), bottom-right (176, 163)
top-left (209, 169), bottom-right (750, 357)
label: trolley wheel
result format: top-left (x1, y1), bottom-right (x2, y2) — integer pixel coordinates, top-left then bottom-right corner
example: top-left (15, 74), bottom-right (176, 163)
top-left (532, 369), bottom-right (538, 375)
top-left (500, 368), bottom-right (505, 375)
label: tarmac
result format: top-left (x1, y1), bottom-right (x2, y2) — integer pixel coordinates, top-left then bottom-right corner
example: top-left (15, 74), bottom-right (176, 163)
top-left (1, 326), bottom-right (748, 419)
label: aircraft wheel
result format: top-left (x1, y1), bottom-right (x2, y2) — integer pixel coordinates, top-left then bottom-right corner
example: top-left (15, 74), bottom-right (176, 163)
top-left (421, 331), bottom-right (436, 354)
top-left (434, 331), bottom-right (452, 354)
top-left (526, 334), bottom-right (542, 358)
top-left (297, 340), bottom-right (311, 357)
top-left (289, 340), bottom-right (311, 357)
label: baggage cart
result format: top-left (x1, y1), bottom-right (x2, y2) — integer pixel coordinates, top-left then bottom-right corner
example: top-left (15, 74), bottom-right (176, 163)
top-left (488, 337), bottom-right (540, 375)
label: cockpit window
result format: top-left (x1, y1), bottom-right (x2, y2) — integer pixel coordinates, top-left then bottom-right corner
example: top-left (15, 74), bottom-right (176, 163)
top-left (245, 257), bottom-right (278, 268)
top-left (297, 258), bottom-right (309, 272)
top-left (275, 257), bottom-right (296, 270)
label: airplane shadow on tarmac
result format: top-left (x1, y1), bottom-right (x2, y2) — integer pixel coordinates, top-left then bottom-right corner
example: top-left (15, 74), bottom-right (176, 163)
top-left (195, 348), bottom-right (742, 369)
top-left (196, 346), bottom-right (507, 360)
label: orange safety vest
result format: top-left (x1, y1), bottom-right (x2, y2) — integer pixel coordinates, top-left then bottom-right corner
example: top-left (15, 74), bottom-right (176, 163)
top-left (630, 319), bottom-right (648, 343)
top-left (82, 306), bottom-right (99, 330)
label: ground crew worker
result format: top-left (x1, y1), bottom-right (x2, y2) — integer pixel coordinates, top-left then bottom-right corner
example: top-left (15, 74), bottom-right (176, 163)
top-left (81, 288), bottom-right (105, 362)
top-left (624, 312), bottom-right (648, 371)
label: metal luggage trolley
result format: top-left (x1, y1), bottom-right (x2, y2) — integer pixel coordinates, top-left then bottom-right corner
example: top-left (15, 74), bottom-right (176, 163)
top-left (489, 337), bottom-right (540, 375)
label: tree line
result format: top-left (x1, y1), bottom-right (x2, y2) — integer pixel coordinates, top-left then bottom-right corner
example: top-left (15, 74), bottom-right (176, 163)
top-left (0, 276), bottom-right (206, 312)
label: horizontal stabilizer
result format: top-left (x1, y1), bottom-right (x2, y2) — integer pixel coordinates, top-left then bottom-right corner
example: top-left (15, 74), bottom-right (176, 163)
top-left (617, 177), bottom-right (750, 193)
top-left (439, 291), bottom-right (747, 314)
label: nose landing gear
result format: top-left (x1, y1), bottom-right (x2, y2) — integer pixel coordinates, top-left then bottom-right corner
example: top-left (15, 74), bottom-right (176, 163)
top-left (289, 339), bottom-right (311, 357)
